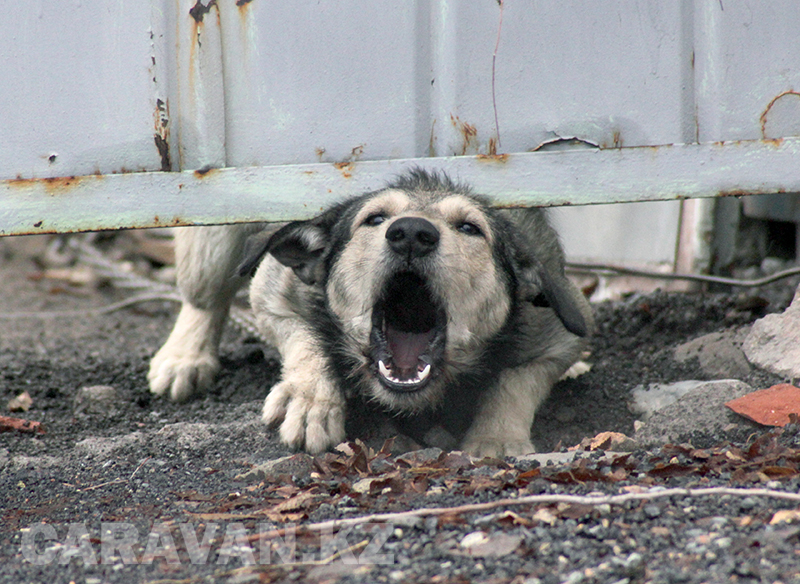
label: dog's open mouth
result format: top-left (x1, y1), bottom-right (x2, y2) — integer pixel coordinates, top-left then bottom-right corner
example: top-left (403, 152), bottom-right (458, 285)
top-left (370, 272), bottom-right (446, 393)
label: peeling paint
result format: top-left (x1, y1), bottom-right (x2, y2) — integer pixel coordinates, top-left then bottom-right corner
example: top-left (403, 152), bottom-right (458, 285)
top-left (189, 0), bottom-right (218, 23)
top-left (154, 98), bottom-right (171, 171)
top-left (531, 137), bottom-right (600, 152)
top-left (760, 91), bottom-right (800, 139)
top-left (194, 166), bottom-right (217, 177)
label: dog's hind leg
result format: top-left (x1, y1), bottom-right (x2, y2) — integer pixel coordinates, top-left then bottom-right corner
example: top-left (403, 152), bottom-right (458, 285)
top-left (149, 224), bottom-right (261, 401)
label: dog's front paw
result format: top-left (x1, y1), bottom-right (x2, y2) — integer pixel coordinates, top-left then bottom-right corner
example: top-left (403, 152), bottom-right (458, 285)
top-left (148, 303), bottom-right (229, 402)
top-left (262, 379), bottom-right (346, 454)
top-left (461, 437), bottom-right (536, 459)
top-left (148, 345), bottom-right (219, 402)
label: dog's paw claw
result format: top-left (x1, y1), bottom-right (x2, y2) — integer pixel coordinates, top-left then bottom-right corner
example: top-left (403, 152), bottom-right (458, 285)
top-left (262, 380), bottom-right (345, 454)
top-left (148, 350), bottom-right (219, 402)
top-left (462, 439), bottom-right (536, 459)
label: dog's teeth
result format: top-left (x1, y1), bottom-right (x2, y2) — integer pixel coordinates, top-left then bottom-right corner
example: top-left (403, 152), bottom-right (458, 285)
top-left (418, 363), bottom-right (431, 381)
top-left (378, 359), bottom-right (431, 386)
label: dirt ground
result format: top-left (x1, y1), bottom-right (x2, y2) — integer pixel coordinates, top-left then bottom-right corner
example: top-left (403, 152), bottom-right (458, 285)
top-left (2, 232), bottom-right (800, 584)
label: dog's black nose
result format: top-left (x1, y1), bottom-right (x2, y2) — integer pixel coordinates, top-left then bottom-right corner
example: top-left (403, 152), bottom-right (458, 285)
top-left (386, 217), bottom-right (440, 259)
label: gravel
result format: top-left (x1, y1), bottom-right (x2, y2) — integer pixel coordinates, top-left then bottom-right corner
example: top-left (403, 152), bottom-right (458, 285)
top-left (3, 234), bottom-right (800, 584)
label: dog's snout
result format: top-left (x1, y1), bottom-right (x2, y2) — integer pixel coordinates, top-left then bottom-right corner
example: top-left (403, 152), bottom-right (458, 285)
top-left (386, 217), bottom-right (440, 259)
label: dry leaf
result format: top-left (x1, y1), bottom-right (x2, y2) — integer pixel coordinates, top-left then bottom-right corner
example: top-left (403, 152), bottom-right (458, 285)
top-left (532, 507), bottom-right (558, 525)
top-left (769, 509), bottom-right (800, 525)
top-left (458, 531), bottom-right (522, 557)
top-left (272, 490), bottom-right (318, 513)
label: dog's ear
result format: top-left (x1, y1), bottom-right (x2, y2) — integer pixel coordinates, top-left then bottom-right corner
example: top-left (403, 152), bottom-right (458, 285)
top-left (238, 230), bottom-right (275, 278)
top-left (517, 256), bottom-right (588, 338)
top-left (266, 220), bottom-right (330, 285)
top-left (238, 207), bottom-right (342, 285)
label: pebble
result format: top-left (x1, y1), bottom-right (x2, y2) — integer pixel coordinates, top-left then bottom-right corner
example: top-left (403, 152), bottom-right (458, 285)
top-left (643, 504), bottom-right (662, 518)
top-left (72, 385), bottom-right (119, 417)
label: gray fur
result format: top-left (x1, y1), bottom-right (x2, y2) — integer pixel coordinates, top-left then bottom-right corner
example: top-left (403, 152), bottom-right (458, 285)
top-left (149, 170), bottom-right (593, 457)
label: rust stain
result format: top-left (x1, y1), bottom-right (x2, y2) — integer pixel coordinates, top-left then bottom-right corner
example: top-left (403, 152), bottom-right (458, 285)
top-left (476, 153), bottom-right (509, 163)
top-left (760, 91), bottom-right (800, 139)
top-left (189, 0), bottom-right (218, 23)
top-left (7, 175), bottom-right (86, 194)
top-left (334, 161), bottom-right (354, 179)
top-left (718, 186), bottom-right (787, 198)
top-left (450, 114), bottom-right (478, 155)
top-left (429, 119), bottom-right (437, 158)
top-left (194, 166), bottom-right (217, 178)
top-left (315, 147), bottom-right (326, 161)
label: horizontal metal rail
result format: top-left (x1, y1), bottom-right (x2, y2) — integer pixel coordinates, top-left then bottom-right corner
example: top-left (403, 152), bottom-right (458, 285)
top-left (1, 137), bottom-right (799, 236)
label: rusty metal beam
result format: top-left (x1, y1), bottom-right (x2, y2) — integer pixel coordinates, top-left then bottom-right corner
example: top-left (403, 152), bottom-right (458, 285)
top-left (1, 137), bottom-right (799, 236)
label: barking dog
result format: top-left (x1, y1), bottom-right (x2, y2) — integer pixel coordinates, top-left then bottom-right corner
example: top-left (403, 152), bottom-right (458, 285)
top-left (149, 170), bottom-right (592, 457)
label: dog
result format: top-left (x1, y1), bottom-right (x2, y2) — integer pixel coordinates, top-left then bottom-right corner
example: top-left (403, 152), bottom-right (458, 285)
top-left (149, 170), bottom-right (593, 457)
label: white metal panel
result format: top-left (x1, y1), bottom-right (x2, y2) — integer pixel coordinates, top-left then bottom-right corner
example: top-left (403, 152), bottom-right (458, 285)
top-left (213, 1), bottom-right (694, 265)
top-left (217, 1), bottom-right (428, 166)
top-left (695, 0), bottom-right (800, 142)
top-left (215, 1), bottom-right (694, 159)
top-left (1, 0), bottom-right (799, 250)
top-left (0, 0), bottom-right (172, 180)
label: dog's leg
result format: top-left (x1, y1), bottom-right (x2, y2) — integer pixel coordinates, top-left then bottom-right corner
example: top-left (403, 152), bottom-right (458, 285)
top-left (149, 225), bottom-right (258, 401)
top-left (461, 359), bottom-right (566, 458)
top-left (261, 326), bottom-right (346, 454)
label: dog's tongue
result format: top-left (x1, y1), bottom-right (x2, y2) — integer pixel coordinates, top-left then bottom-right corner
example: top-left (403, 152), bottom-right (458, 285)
top-left (386, 326), bottom-right (434, 371)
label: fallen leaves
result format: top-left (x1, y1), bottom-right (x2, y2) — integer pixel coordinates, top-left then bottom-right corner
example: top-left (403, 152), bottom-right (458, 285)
top-left (156, 426), bottom-right (800, 550)
top-left (456, 530), bottom-right (523, 557)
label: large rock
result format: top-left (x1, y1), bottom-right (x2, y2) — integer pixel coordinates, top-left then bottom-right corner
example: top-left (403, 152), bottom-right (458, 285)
top-left (674, 328), bottom-right (751, 379)
top-left (633, 380), bottom-right (757, 447)
top-left (744, 286), bottom-right (800, 379)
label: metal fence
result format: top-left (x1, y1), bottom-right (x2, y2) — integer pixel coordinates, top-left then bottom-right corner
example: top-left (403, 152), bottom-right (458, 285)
top-left (2, 1), bottom-right (799, 272)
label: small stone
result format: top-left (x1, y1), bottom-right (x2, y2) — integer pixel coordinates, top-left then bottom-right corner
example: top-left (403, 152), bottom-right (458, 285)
top-left (234, 453), bottom-right (315, 483)
top-left (555, 407), bottom-right (576, 423)
top-left (674, 329), bottom-right (751, 379)
top-left (72, 385), bottom-right (119, 417)
top-left (643, 504), bottom-right (661, 518)
top-left (7, 391), bottom-right (33, 412)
